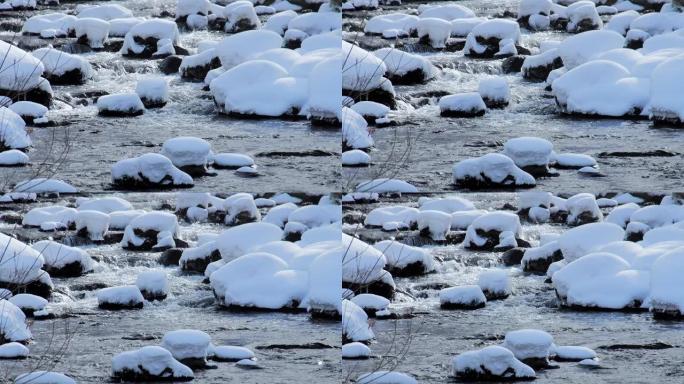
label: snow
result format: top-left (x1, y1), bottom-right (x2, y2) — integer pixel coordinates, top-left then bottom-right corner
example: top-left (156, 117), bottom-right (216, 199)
top-left (110, 210), bottom-right (145, 230)
top-left (478, 76), bottom-right (510, 106)
top-left (0, 150), bottom-right (29, 166)
top-left (121, 19), bottom-right (180, 56)
top-left (557, 30), bottom-right (625, 70)
top-left (209, 252), bottom-right (306, 309)
top-left (161, 329), bottom-right (211, 362)
top-left (503, 329), bottom-right (554, 362)
top-left (365, 13), bottom-right (418, 35)
top-left (287, 12), bottom-right (340, 36)
top-left (478, 269), bottom-right (512, 298)
top-left (77, 4), bottom-right (133, 20)
top-left (519, 0), bottom-right (552, 18)
top-left (503, 137), bottom-right (553, 169)
top-left (32, 240), bottom-right (93, 272)
top-left (342, 342), bottom-right (371, 359)
top-left (216, 222), bottom-right (283, 260)
top-left (342, 234), bottom-right (390, 286)
top-left (420, 196), bottom-right (476, 213)
top-left (74, 210), bottom-right (110, 241)
top-left (21, 13), bottom-right (76, 36)
top-left (97, 285), bottom-right (144, 307)
top-left (121, 211), bottom-right (179, 249)
top-left (557, 222), bottom-right (625, 261)
top-left (566, 193), bottom-right (602, 225)
top-left (357, 371), bottom-right (418, 384)
top-left (350, 101), bottom-right (389, 119)
top-left (342, 150), bottom-right (371, 166)
top-left (342, 41), bottom-right (388, 93)
top-left (0, 108), bottom-right (31, 150)
top-left (223, 1), bottom-right (260, 32)
top-left (650, 246), bottom-right (684, 315)
top-left (566, 1), bottom-right (603, 33)
top-left (263, 202), bottom-right (298, 227)
top-left (555, 346), bottom-right (596, 360)
top-left (356, 178), bottom-right (418, 194)
top-left (342, 107), bottom-right (373, 149)
top-left (552, 251), bottom-right (631, 298)
top-left (0, 342), bottom-right (29, 358)
top-left (451, 210), bottom-right (488, 230)
top-left (77, 196), bottom-right (133, 213)
top-left (136, 78), bottom-right (168, 105)
top-left (606, 10), bottom-right (640, 35)
top-left (464, 19), bottom-right (521, 56)
top-left (342, 299), bottom-right (374, 342)
top-left (0, 299), bottom-right (31, 343)
top-left (212, 153), bottom-right (254, 168)
top-left (13, 178), bottom-right (77, 194)
top-left (439, 285), bottom-right (487, 308)
top-left (351, 293), bottom-right (389, 311)
top-left (417, 18), bottom-right (452, 49)
top-left (264, 10), bottom-right (298, 35)
top-left (112, 346), bottom-right (193, 380)
top-left (112, 153), bottom-right (194, 188)
top-left (552, 60), bottom-right (648, 117)
top-left (453, 153), bottom-right (536, 188)
top-left (23, 205), bottom-right (76, 228)
top-left (439, 93), bottom-right (487, 116)
top-left (15, 372), bottom-right (76, 384)
top-left (0, 233), bottom-right (48, 287)
top-left (464, 211), bottom-right (522, 249)
top-left (210, 59), bottom-right (305, 117)
top-left (109, 18), bottom-right (144, 37)
top-left (160, 137), bottom-right (211, 170)
top-left (74, 18), bottom-right (110, 49)
top-left (213, 346), bottom-right (255, 361)
top-left (418, 210), bottom-right (452, 241)
top-left (98, 94), bottom-right (144, 116)
top-left (136, 271), bottom-right (168, 297)
top-left (651, 55), bottom-right (684, 124)
top-left (9, 293), bottom-right (47, 312)
top-left (452, 346), bottom-right (535, 379)
top-left (216, 30), bottom-right (283, 69)
top-left (0, 41), bottom-right (47, 93)
top-left (223, 193), bottom-right (260, 225)
top-left (552, 153), bottom-right (597, 168)
top-left (306, 243), bottom-right (341, 315)
top-left (365, 206), bottom-right (419, 227)
top-left (374, 240), bottom-right (435, 272)
top-left (176, 0), bottom-right (210, 18)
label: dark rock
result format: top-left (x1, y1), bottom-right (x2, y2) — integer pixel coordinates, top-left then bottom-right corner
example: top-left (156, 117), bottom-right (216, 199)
top-left (159, 55), bottom-right (183, 74)
top-left (501, 247), bottom-right (525, 266)
top-left (158, 248), bottom-right (183, 266)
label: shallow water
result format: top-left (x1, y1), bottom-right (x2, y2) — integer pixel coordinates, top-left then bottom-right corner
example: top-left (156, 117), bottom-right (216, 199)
top-left (343, 2), bottom-right (684, 195)
top-left (344, 192), bottom-right (684, 383)
top-left (0, 193), bottom-right (340, 383)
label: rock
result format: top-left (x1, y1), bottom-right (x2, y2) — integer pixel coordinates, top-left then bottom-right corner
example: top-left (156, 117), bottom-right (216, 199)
top-left (439, 285), bottom-right (486, 309)
top-left (159, 55), bottom-right (183, 74)
top-left (502, 55), bottom-right (526, 73)
top-left (501, 247), bottom-right (526, 266)
top-left (158, 248), bottom-right (183, 266)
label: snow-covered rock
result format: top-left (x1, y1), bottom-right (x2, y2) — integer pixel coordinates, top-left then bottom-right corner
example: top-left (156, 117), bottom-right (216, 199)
top-left (342, 342), bottom-right (371, 359)
top-left (121, 211), bottom-right (180, 251)
top-left (373, 240), bottom-right (434, 276)
top-left (452, 345), bottom-right (535, 381)
top-left (161, 329), bottom-right (211, 367)
top-left (0, 234), bottom-right (52, 298)
top-left (32, 48), bottom-right (92, 85)
top-left (464, 19), bottom-right (521, 58)
top-left (32, 240), bottom-right (94, 277)
top-left (121, 19), bottom-right (181, 58)
top-left (478, 269), bottom-right (511, 300)
top-left (213, 345), bottom-right (255, 362)
top-left (342, 299), bottom-right (374, 342)
top-left (74, 18), bottom-right (110, 49)
top-left (136, 270), bottom-right (168, 301)
top-left (112, 346), bottom-right (193, 381)
top-left (0, 42), bottom-right (51, 107)
top-left (161, 137), bottom-right (211, 176)
top-left (136, 78), bottom-right (168, 108)
top-left (439, 93), bottom-right (487, 118)
top-left (478, 77), bottom-right (510, 109)
top-left (503, 137), bottom-right (553, 176)
top-left (502, 329), bottom-right (554, 368)
top-left (0, 299), bottom-right (31, 344)
top-left (15, 372), bottom-right (76, 384)
top-left (0, 341), bottom-right (29, 359)
top-left (453, 153), bottom-right (535, 189)
top-left (97, 285), bottom-right (144, 310)
top-left (440, 285), bottom-right (487, 309)
top-left (216, 222), bottom-right (283, 260)
top-left (112, 153), bottom-right (194, 189)
top-left (97, 94), bottom-right (145, 117)
top-left (374, 48), bottom-right (434, 85)
top-left (463, 211), bottom-right (522, 251)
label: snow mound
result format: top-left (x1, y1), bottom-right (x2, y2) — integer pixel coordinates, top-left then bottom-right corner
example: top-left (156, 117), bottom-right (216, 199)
top-left (452, 345), bottom-right (535, 380)
top-left (112, 346), bottom-right (193, 381)
top-left (112, 153), bottom-right (193, 189)
top-left (97, 285), bottom-right (144, 310)
top-left (440, 285), bottom-right (487, 309)
top-left (453, 153), bottom-right (535, 189)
